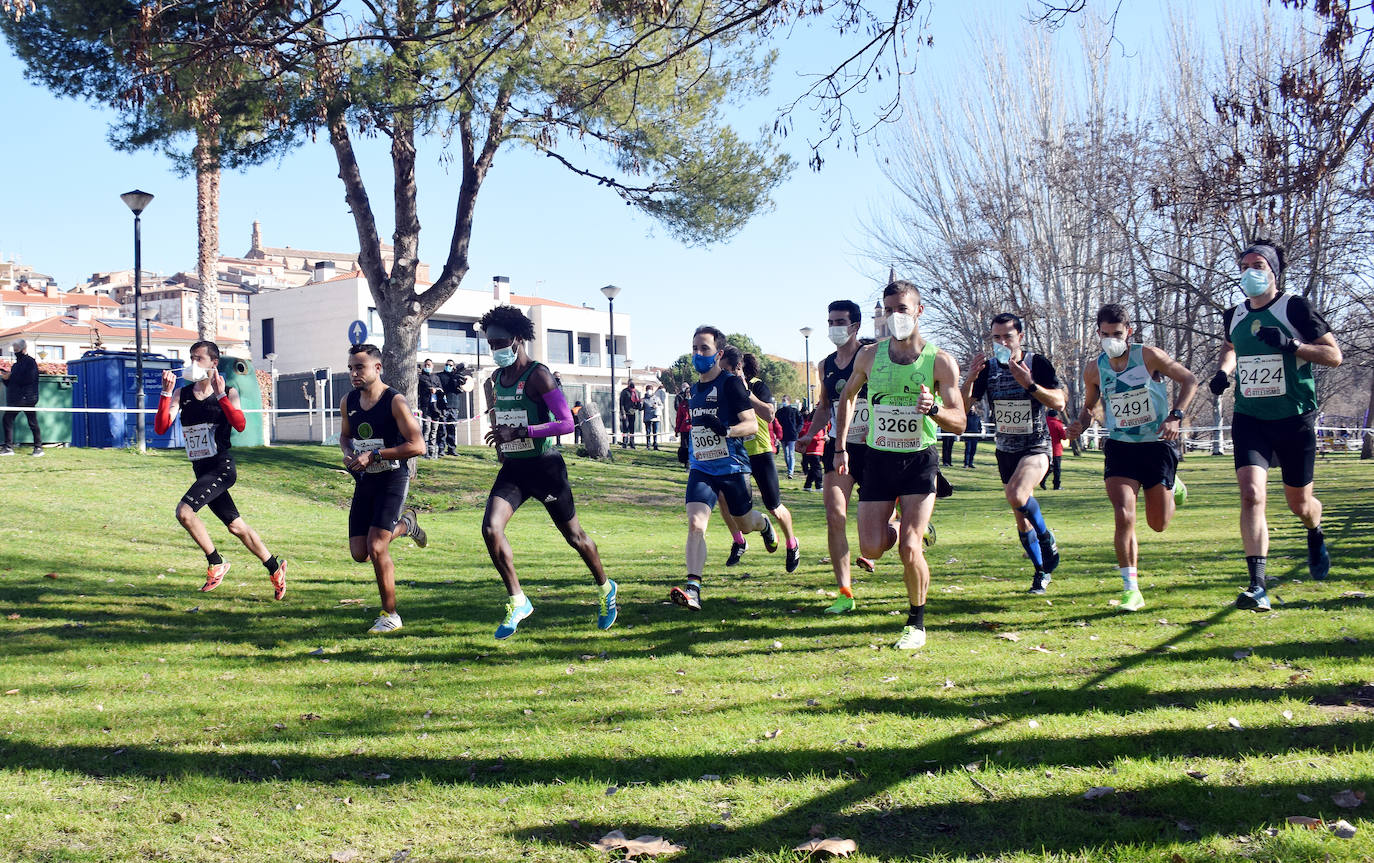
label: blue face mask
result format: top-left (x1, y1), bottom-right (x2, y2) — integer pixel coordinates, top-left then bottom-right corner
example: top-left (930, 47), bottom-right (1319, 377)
top-left (692, 353), bottom-right (717, 374)
top-left (1241, 269), bottom-right (1271, 298)
top-left (993, 343), bottom-right (1012, 364)
top-left (491, 346), bottom-right (517, 368)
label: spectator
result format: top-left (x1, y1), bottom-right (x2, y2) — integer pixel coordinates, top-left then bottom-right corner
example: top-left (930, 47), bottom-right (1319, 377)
top-left (776, 395), bottom-right (802, 479)
top-left (572, 400), bottom-right (584, 444)
top-left (674, 387), bottom-right (692, 467)
top-left (618, 381), bottom-right (642, 448)
top-left (643, 383), bottom-right (662, 450)
top-left (799, 411), bottom-right (826, 490)
top-left (439, 360), bottom-right (467, 455)
top-left (417, 359), bottom-right (446, 459)
top-left (963, 406), bottom-right (983, 468)
top-left (1042, 409), bottom-right (1066, 490)
top-left (1, 339), bottom-right (41, 456)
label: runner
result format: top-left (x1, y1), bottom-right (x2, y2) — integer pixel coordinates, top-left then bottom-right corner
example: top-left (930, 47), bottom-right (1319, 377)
top-left (962, 312), bottom-right (1067, 595)
top-left (1066, 304), bottom-right (1197, 612)
top-left (833, 280), bottom-right (964, 649)
top-left (795, 300), bottom-right (876, 613)
top-left (339, 343), bottom-right (428, 633)
top-left (1208, 240), bottom-right (1343, 611)
top-left (153, 340), bottom-right (287, 599)
top-left (479, 305), bottom-right (617, 638)
top-left (669, 325), bottom-right (775, 611)
top-left (717, 348), bottom-right (801, 573)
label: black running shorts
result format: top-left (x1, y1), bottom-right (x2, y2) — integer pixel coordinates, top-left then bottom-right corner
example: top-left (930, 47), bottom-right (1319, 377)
top-left (182, 455), bottom-right (241, 526)
top-left (350, 469), bottom-right (410, 537)
top-left (1103, 438), bottom-right (1178, 490)
top-left (860, 447), bottom-right (939, 501)
top-left (1231, 411), bottom-right (1317, 487)
top-left (489, 452), bottom-right (577, 524)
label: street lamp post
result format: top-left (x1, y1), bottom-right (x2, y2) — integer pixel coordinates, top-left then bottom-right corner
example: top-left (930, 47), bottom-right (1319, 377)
top-left (799, 326), bottom-right (814, 410)
top-left (265, 352), bottom-right (278, 445)
top-left (601, 284), bottom-right (621, 437)
top-left (121, 189), bottom-right (154, 452)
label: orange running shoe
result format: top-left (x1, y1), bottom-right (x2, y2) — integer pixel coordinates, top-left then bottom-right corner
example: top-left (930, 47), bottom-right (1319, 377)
top-left (269, 559), bottom-right (287, 600)
top-left (201, 561), bottom-right (230, 592)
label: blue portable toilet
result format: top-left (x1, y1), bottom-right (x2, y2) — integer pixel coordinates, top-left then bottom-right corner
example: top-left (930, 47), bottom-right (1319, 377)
top-left (68, 350), bottom-right (184, 448)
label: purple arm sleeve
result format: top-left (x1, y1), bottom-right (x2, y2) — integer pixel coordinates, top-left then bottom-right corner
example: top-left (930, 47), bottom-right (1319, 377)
top-left (527, 386), bottom-right (575, 439)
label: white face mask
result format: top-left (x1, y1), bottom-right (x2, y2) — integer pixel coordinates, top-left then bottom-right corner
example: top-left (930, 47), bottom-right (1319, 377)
top-left (828, 325), bottom-right (852, 346)
top-left (887, 312), bottom-right (916, 340)
top-left (1100, 336), bottom-right (1128, 358)
top-left (184, 362), bottom-right (209, 382)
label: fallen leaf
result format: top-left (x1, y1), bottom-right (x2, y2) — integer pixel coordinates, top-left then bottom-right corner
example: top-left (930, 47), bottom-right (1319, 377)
top-left (1282, 710), bottom-right (1293, 720)
top-left (1171, 854), bottom-right (1186, 863)
top-left (338, 598), bottom-right (365, 605)
top-left (1028, 645), bottom-right (1053, 654)
top-left (1340, 591), bottom-right (1367, 599)
top-left (308, 648), bottom-right (325, 656)
top-left (1186, 771), bottom-right (1207, 781)
top-left (1082, 786), bottom-right (1115, 800)
top-left (166, 812), bottom-right (184, 823)
top-left (1027, 720), bottom-right (1040, 729)
top-left (1288, 672), bottom-right (1309, 683)
top-left (44, 572), bottom-right (58, 579)
top-left (1227, 717), bottom-right (1243, 730)
top-left (1287, 815), bottom-right (1323, 829)
top-left (1296, 793), bottom-right (1313, 803)
top-left (793, 837), bottom-right (858, 857)
top-left (699, 774), bottom-right (721, 781)
top-left (3, 690), bottom-right (17, 696)
top-left (881, 676), bottom-right (898, 683)
top-left (997, 632), bottom-right (1020, 642)
top-left (772, 641), bottom-right (783, 649)
top-left (300, 713), bottom-right (321, 721)
top-left (330, 850), bottom-right (361, 863)
top-left (942, 679), bottom-right (956, 689)
top-left (606, 786), bottom-right (619, 796)
top-left (765, 729), bottom-right (783, 739)
top-left (5, 613), bottom-right (18, 620)
top-left (1331, 819), bottom-right (1357, 839)
top-left (1232, 648), bottom-right (1253, 660)
top-left (272, 722), bottom-right (286, 730)
top-left (806, 699), bottom-right (819, 706)
top-left (592, 830), bottom-right (685, 858)
top-left (1331, 789), bottom-right (1365, 809)
top-left (210, 835), bottom-right (227, 845)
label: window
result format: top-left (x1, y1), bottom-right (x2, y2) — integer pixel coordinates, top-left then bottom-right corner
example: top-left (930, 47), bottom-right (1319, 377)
top-left (35, 344), bottom-right (64, 360)
top-left (547, 329), bottom-right (572, 364)
top-left (261, 317), bottom-right (275, 356)
top-left (426, 318), bottom-right (482, 355)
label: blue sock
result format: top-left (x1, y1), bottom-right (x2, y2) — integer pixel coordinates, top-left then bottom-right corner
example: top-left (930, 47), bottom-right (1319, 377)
top-left (1017, 496), bottom-right (1050, 537)
top-left (1019, 529), bottom-right (1044, 570)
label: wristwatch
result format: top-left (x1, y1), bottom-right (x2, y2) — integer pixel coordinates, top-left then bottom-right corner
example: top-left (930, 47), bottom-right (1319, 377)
top-left (926, 402), bottom-right (940, 417)
top-left (371, 448), bottom-right (384, 461)
top-left (1167, 409), bottom-right (1185, 421)
top-left (1026, 382), bottom-right (1040, 394)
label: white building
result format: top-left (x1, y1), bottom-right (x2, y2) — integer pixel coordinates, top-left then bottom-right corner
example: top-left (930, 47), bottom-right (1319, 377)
top-left (249, 271), bottom-right (630, 441)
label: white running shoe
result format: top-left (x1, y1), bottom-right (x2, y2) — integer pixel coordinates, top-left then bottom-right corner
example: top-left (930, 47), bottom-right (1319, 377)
top-left (894, 625), bottom-right (927, 650)
top-left (367, 611), bottom-right (403, 634)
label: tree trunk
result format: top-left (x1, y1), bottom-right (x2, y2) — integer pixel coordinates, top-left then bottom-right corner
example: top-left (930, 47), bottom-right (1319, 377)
top-left (193, 122), bottom-right (221, 341)
top-left (1361, 367), bottom-right (1374, 459)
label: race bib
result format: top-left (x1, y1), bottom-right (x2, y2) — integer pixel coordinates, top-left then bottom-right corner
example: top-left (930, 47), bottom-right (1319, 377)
top-left (994, 399), bottom-right (1034, 435)
top-left (1108, 386), bottom-right (1156, 428)
top-left (691, 427), bottom-right (728, 462)
top-left (1238, 354), bottom-right (1286, 398)
top-left (184, 422), bottom-right (218, 461)
top-left (846, 398), bottom-right (870, 444)
top-left (354, 437), bottom-right (399, 473)
top-left (870, 403), bottom-right (924, 450)
top-left (496, 409), bottom-right (534, 453)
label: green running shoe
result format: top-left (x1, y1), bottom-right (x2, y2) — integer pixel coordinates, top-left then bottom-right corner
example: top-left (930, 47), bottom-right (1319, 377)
top-left (1119, 589), bottom-right (1145, 612)
top-left (1173, 478), bottom-right (1187, 507)
top-left (824, 594), bottom-right (855, 614)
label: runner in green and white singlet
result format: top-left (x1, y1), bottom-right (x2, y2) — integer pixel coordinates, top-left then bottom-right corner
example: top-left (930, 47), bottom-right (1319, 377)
top-left (833, 280), bottom-right (965, 651)
top-left (1068, 304), bottom-right (1197, 613)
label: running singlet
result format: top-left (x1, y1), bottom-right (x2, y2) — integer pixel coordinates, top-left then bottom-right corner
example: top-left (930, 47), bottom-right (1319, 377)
top-left (975, 352), bottom-right (1055, 452)
top-left (1098, 344), bottom-right (1168, 443)
top-left (743, 376), bottom-right (773, 457)
top-left (821, 349), bottom-right (869, 444)
top-left (345, 388), bottom-right (405, 473)
top-left (866, 340), bottom-right (939, 453)
top-left (688, 372), bottom-right (752, 475)
top-left (179, 387), bottom-right (234, 462)
top-left (492, 362), bottom-right (552, 459)
top-left (1225, 293), bottom-right (1329, 421)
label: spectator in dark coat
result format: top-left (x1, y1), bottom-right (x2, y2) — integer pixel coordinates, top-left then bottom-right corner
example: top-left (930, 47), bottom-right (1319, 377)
top-left (963, 406), bottom-right (983, 468)
top-left (776, 395), bottom-right (802, 479)
top-left (1, 339), bottom-right (42, 456)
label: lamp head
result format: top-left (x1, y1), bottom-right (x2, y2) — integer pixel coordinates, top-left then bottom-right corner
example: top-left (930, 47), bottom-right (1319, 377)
top-left (600, 284), bottom-right (621, 300)
top-left (120, 189), bottom-right (155, 215)
top-left (800, 326), bottom-right (813, 337)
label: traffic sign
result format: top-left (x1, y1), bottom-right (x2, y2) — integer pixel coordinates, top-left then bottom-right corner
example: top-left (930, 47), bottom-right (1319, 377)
top-left (348, 319), bottom-right (368, 344)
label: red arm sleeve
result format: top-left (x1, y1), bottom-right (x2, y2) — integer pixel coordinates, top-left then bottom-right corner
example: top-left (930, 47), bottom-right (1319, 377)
top-left (154, 393), bottom-right (174, 435)
top-left (218, 396), bottom-right (247, 433)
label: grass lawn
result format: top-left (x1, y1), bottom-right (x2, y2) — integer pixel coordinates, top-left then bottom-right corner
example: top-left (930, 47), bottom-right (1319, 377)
top-left (0, 443), bottom-right (1371, 862)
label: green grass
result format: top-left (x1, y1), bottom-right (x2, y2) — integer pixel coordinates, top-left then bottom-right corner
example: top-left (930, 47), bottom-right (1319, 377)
top-left (0, 444), bottom-right (1371, 862)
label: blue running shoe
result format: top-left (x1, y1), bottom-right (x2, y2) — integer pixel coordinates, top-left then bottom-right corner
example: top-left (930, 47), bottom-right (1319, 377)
top-left (597, 580), bottom-right (618, 630)
top-left (1236, 584), bottom-right (1270, 612)
top-left (1038, 530), bottom-right (1060, 574)
top-left (1309, 542), bottom-right (1330, 581)
top-left (495, 596), bottom-right (534, 639)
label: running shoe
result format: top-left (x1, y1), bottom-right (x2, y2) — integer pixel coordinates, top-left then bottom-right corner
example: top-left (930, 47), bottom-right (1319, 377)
top-left (495, 596), bottom-right (534, 639)
top-left (669, 581), bottom-right (702, 611)
top-left (30, 446), bottom-right (43, 457)
top-left (924, 522), bottom-right (937, 548)
top-left (1309, 540), bottom-right (1330, 581)
top-left (200, 561), bottom-right (230, 592)
top-left (1119, 588), bottom-right (1145, 612)
top-left (894, 626), bottom-right (927, 650)
top-left (400, 506), bottom-right (427, 548)
top-left (726, 540), bottom-right (747, 567)
top-left (1236, 583), bottom-right (1270, 612)
top-left (0, 447), bottom-right (13, 456)
top-left (761, 519), bottom-right (778, 553)
top-left (1028, 572), bottom-right (1050, 595)
top-left (368, 611), bottom-right (403, 633)
top-left (1173, 478), bottom-right (1188, 507)
top-left (269, 558), bottom-right (287, 601)
top-left (856, 556), bottom-right (875, 573)
top-left (1038, 529), bottom-right (1060, 574)
top-left (824, 594), bottom-right (855, 614)
top-left (597, 580), bottom-right (618, 630)
top-left (785, 543), bottom-right (801, 573)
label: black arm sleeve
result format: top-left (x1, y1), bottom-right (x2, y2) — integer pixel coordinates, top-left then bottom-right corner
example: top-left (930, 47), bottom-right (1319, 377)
top-left (1031, 354), bottom-right (1060, 389)
top-left (750, 379), bottom-right (773, 404)
top-left (969, 364), bottom-right (989, 400)
top-left (1221, 307), bottom-right (1236, 342)
top-left (1287, 295), bottom-right (1332, 341)
top-left (725, 375), bottom-right (752, 423)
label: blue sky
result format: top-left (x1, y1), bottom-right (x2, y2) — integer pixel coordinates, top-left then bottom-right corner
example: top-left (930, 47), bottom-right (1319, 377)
top-left (0, 2), bottom-right (1196, 367)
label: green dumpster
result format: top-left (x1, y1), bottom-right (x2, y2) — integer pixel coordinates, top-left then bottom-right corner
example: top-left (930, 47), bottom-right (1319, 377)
top-left (1, 374), bottom-right (75, 446)
top-left (219, 356), bottom-right (269, 447)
